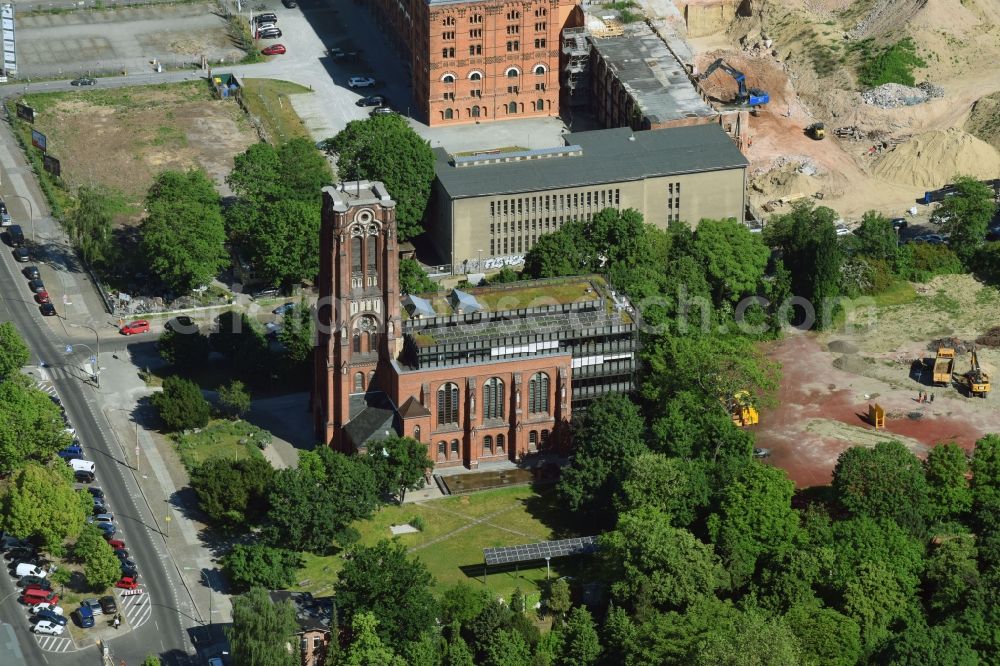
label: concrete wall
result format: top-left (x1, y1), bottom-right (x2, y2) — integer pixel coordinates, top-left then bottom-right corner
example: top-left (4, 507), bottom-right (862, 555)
top-left (677, 0), bottom-right (741, 37)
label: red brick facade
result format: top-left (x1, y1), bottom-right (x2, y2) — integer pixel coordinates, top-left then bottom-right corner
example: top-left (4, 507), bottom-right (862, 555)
top-left (364, 0), bottom-right (582, 126)
top-left (313, 183), bottom-right (572, 469)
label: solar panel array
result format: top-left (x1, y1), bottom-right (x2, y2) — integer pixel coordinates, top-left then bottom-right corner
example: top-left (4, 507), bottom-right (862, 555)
top-left (484, 536), bottom-right (599, 566)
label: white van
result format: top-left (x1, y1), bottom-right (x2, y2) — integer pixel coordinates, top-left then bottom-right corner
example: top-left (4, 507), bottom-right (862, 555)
top-left (68, 459), bottom-right (95, 474)
top-left (13, 563), bottom-right (46, 578)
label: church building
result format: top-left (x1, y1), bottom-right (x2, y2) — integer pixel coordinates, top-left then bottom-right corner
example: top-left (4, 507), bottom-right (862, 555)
top-left (312, 181), bottom-right (636, 469)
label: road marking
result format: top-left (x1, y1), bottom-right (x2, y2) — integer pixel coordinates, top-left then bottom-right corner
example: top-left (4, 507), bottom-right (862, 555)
top-left (121, 593), bottom-right (152, 629)
top-left (33, 635), bottom-right (75, 652)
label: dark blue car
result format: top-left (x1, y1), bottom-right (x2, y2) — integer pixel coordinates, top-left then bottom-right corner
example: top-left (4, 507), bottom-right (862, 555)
top-left (58, 444), bottom-right (83, 460)
top-left (34, 609), bottom-right (67, 626)
top-left (74, 604), bottom-right (94, 628)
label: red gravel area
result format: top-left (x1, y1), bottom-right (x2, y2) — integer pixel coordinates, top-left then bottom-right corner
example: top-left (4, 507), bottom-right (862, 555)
top-left (754, 332), bottom-right (997, 487)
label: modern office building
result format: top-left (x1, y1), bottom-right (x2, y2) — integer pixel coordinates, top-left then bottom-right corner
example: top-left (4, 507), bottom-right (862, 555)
top-left (426, 122), bottom-right (748, 272)
top-left (362, 0), bottom-right (581, 125)
top-left (312, 182), bottom-right (637, 469)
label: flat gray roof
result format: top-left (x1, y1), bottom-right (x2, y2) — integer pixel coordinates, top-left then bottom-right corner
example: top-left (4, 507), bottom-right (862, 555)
top-left (591, 24), bottom-right (716, 127)
top-left (434, 124), bottom-right (748, 199)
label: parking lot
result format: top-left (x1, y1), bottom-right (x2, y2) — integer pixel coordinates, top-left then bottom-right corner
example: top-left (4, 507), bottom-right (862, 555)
top-left (15, 2), bottom-right (241, 79)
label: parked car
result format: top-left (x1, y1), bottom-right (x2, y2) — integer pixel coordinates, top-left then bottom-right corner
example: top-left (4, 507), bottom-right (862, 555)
top-left (753, 447), bottom-right (772, 458)
top-left (89, 513), bottom-right (114, 524)
top-left (35, 291), bottom-right (50, 304)
top-left (120, 320), bottom-right (150, 335)
top-left (18, 576), bottom-right (51, 589)
top-left (74, 469), bottom-right (94, 483)
top-left (14, 247), bottom-right (29, 262)
top-left (93, 499), bottom-right (109, 514)
top-left (329, 48), bottom-right (358, 60)
top-left (70, 78), bottom-right (96, 86)
top-left (20, 589), bottom-right (57, 605)
top-left (251, 12), bottom-right (277, 23)
top-left (7, 225), bottom-right (24, 246)
top-left (11, 563), bottom-right (46, 578)
top-left (258, 27), bottom-right (282, 38)
top-left (369, 106), bottom-right (395, 117)
top-left (27, 279), bottom-right (45, 293)
top-left (81, 598), bottom-right (103, 615)
top-left (94, 522), bottom-right (116, 538)
top-left (348, 76), bottom-right (376, 88)
top-left (58, 444), bottom-right (83, 460)
top-left (30, 602), bottom-right (63, 615)
top-left (272, 302), bottom-right (295, 315)
top-left (5, 546), bottom-right (36, 561)
top-left (281, 0), bottom-right (297, 7)
top-left (252, 287), bottom-right (280, 300)
top-left (262, 44), bottom-right (286, 56)
top-left (356, 94), bottom-right (387, 107)
top-left (34, 609), bottom-right (68, 626)
top-left (74, 604), bottom-right (94, 628)
top-left (891, 217), bottom-right (907, 231)
top-left (0, 534), bottom-right (29, 552)
top-left (115, 576), bottom-right (139, 590)
top-left (99, 595), bottom-right (118, 614)
top-left (22, 265), bottom-right (39, 279)
top-left (32, 620), bottom-right (65, 635)
top-left (106, 538), bottom-right (125, 551)
top-left (113, 548), bottom-right (130, 561)
top-left (165, 316), bottom-right (195, 333)
top-left (120, 561), bottom-right (138, 578)
top-left (69, 459), bottom-right (96, 474)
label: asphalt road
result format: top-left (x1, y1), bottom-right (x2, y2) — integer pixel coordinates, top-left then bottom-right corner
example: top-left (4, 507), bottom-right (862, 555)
top-left (0, 206), bottom-right (196, 664)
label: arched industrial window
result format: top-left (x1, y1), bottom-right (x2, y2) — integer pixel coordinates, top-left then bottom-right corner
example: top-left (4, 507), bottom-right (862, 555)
top-left (413, 426), bottom-right (421, 442)
top-left (496, 434), bottom-right (505, 453)
top-left (529, 430), bottom-right (537, 448)
top-left (508, 101), bottom-right (518, 114)
top-left (441, 73), bottom-right (456, 83)
top-left (471, 105), bottom-right (481, 118)
top-left (354, 372), bottom-right (364, 393)
top-left (437, 441), bottom-right (446, 459)
top-left (366, 235), bottom-right (377, 277)
top-left (533, 64), bottom-right (546, 75)
top-left (528, 373), bottom-right (549, 413)
top-left (444, 108), bottom-right (454, 120)
top-left (437, 383), bottom-right (459, 426)
top-left (450, 439), bottom-right (460, 458)
top-left (469, 70), bottom-right (483, 81)
top-left (483, 378), bottom-right (504, 419)
top-left (368, 331), bottom-right (378, 353)
top-left (352, 332), bottom-right (361, 353)
top-left (536, 98), bottom-right (545, 111)
top-left (505, 66), bottom-right (520, 78)
top-left (483, 435), bottom-right (493, 454)
top-left (351, 237), bottom-right (362, 274)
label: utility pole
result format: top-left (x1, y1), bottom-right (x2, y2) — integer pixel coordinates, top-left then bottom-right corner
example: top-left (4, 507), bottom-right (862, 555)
top-left (135, 421), bottom-right (140, 474)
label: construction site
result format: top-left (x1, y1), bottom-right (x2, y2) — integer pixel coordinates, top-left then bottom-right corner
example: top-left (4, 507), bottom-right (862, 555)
top-left (561, 0), bottom-right (1000, 483)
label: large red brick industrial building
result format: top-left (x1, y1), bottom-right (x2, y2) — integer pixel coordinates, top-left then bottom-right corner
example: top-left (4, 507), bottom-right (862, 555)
top-left (363, 0), bottom-right (581, 126)
top-left (312, 181), bottom-right (636, 469)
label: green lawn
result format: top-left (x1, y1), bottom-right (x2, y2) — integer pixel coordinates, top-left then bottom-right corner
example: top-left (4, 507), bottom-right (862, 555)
top-left (293, 486), bottom-right (585, 602)
top-left (239, 79), bottom-right (313, 144)
top-left (872, 280), bottom-right (917, 307)
top-left (172, 419), bottom-right (269, 471)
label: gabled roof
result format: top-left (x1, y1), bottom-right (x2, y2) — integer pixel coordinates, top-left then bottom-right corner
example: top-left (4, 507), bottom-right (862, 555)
top-left (398, 396), bottom-right (431, 419)
top-left (405, 294), bottom-right (437, 318)
top-left (344, 392), bottom-right (398, 449)
top-left (451, 289), bottom-right (484, 313)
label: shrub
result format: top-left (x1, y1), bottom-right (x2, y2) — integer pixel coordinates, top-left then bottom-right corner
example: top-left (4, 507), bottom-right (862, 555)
top-left (900, 243), bottom-right (964, 282)
top-left (221, 544), bottom-right (302, 592)
top-left (151, 376), bottom-right (211, 431)
top-left (858, 37), bottom-right (925, 88)
top-left (409, 516), bottom-right (427, 532)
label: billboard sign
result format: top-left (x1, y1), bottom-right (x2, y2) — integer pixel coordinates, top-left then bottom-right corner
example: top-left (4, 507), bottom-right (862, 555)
top-left (15, 102), bottom-right (33, 123)
top-left (1, 4), bottom-right (14, 76)
top-left (42, 154), bottom-right (60, 176)
top-left (31, 129), bottom-right (46, 151)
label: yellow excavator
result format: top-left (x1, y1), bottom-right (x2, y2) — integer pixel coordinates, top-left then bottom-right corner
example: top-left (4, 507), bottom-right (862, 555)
top-left (725, 390), bottom-right (759, 427)
top-left (964, 347), bottom-right (991, 398)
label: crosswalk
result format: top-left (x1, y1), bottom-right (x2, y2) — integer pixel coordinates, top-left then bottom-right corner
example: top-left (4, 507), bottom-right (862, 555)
top-left (34, 379), bottom-right (58, 398)
top-left (120, 591), bottom-right (152, 629)
top-left (34, 634), bottom-right (74, 652)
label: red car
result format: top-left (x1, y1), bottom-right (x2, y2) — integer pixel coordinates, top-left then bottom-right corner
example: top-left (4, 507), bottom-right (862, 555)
top-left (35, 291), bottom-right (50, 304)
top-left (120, 320), bottom-right (150, 335)
top-left (106, 538), bottom-right (126, 550)
top-left (261, 44), bottom-right (286, 56)
top-left (115, 577), bottom-right (139, 590)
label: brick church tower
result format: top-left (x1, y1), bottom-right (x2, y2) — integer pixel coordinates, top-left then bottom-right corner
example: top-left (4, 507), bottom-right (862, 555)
top-left (312, 182), bottom-right (403, 450)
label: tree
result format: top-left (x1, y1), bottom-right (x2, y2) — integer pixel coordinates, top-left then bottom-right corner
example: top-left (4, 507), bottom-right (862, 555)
top-left (832, 441), bottom-right (930, 532)
top-left (328, 114), bottom-right (435, 239)
top-left (227, 587), bottom-right (300, 666)
top-left (482, 630), bottom-right (532, 666)
top-left (67, 185), bottom-right (121, 268)
top-left (151, 376), bottom-right (211, 431)
top-left (707, 462), bottom-right (799, 587)
top-left (75, 524), bottom-right (121, 590)
top-left (277, 301), bottom-right (315, 366)
top-left (829, 516), bottom-right (924, 594)
top-left (557, 393), bottom-right (647, 523)
top-left (0, 374), bottom-right (71, 473)
top-left (265, 468), bottom-right (350, 552)
top-left (139, 169), bottom-right (228, 293)
top-left (315, 448), bottom-right (380, 518)
top-left (938, 176), bottom-right (996, 262)
top-left (142, 656), bottom-right (162, 666)
top-left (764, 202), bottom-right (843, 329)
top-left (784, 603), bottom-right (861, 666)
top-left (852, 210), bottom-right (899, 264)
top-left (276, 137), bottom-right (332, 200)
top-left (624, 597), bottom-right (738, 665)
top-left (365, 436), bottom-right (432, 503)
top-left (617, 453), bottom-right (710, 528)
top-left (694, 607), bottom-right (803, 666)
top-left (189, 456), bottom-right (274, 529)
top-left (211, 310), bottom-right (268, 362)
top-left (0, 322), bottom-right (29, 381)
top-left (923, 533), bottom-right (979, 616)
top-left (343, 612), bottom-right (407, 666)
top-left (440, 583), bottom-right (491, 627)
top-left (243, 198), bottom-right (321, 287)
top-left (445, 635), bottom-right (475, 666)
top-left (648, 390), bottom-right (755, 462)
top-left (157, 328), bottom-right (210, 370)
top-left (559, 606), bottom-right (602, 666)
top-left (843, 560), bottom-right (920, 655)
top-left (882, 621), bottom-right (979, 666)
top-left (690, 218), bottom-right (769, 304)
top-left (221, 544), bottom-right (303, 592)
top-left (547, 578), bottom-right (572, 624)
top-left (226, 142), bottom-right (284, 206)
top-left (335, 540), bottom-right (437, 650)
top-left (0, 463), bottom-right (90, 549)
top-left (399, 258), bottom-right (437, 295)
top-left (925, 442), bottom-right (972, 521)
top-left (601, 508), bottom-right (724, 611)
top-left (218, 380), bottom-right (251, 419)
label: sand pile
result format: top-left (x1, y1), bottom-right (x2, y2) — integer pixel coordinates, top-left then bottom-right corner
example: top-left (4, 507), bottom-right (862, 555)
top-left (871, 128), bottom-right (1000, 188)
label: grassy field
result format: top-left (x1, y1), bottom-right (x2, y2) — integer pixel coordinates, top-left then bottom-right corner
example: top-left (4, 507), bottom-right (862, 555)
top-left (293, 486), bottom-right (585, 602)
top-left (239, 79), bottom-right (313, 144)
top-left (172, 419), bottom-right (269, 471)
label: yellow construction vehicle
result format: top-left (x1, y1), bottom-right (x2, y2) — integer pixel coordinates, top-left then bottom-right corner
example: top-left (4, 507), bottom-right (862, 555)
top-left (932, 347), bottom-right (955, 386)
top-left (964, 347), bottom-right (991, 398)
top-left (725, 390), bottom-right (759, 427)
top-left (806, 122), bottom-right (826, 140)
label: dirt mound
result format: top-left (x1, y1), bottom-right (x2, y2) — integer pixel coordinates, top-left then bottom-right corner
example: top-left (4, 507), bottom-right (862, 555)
top-left (929, 337), bottom-right (975, 354)
top-left (977, 326), bottom-right (1000, 348)
top-left (871, 128), bottom-right (1000, 188)
top-left (965, 92), bottom-right (1000, 151)
top-left (828, 340), bottom-right (859, 354)
top-left (696, 50), bottom-right (793, 107)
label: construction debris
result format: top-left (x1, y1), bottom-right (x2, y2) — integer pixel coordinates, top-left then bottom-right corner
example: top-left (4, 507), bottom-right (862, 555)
top-left (928, 337), bottom-right (974, 355)
top-left (861, 82), bottom-right (941, 108)
top-left (977, 326), bottom-right (1000, 349)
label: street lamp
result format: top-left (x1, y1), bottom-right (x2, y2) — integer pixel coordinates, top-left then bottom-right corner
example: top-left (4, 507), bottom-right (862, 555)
top-left (71, 343), bottom-right (99, 385)
top-left (6, 194), bottom-right (34, 243)
top-left (68, 322), bottom-right (101, 388)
